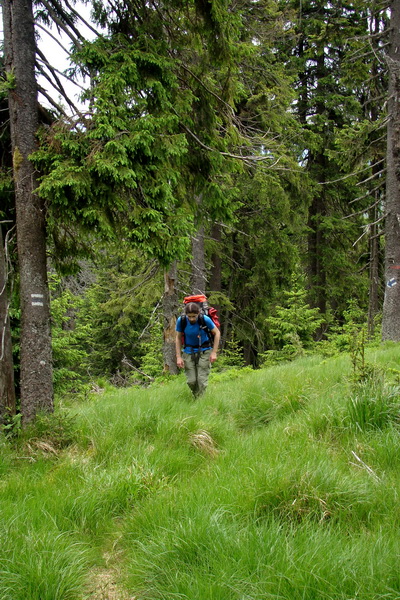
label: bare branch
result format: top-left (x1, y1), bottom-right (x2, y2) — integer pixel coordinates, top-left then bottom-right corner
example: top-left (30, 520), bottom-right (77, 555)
top-left (318, 159), bottom-right (386, 185)
top-left (352, 214), bottom-right (387, 246)
top-left (37, 85), bottom-right (69, 117)
top-left (177, 118), bottom-right (281, 166)
top-left (36, 47), bottom-right (80, 102)
top-left (349, 181), bottom-right (385, 205)
top-left (61, 0), bottom-right (101, 38)
top-left (36, 63), bottom-right (82, 116)
top-left (38, 0), bottom-right (84, 46)
top-left (344, 196), bottom-right (383, 220)
top-left (35, 21), bottom-right (73, 56)
top-left (138, 297), bottom-right (163, 342)
top-left (357, 166), bottom-right (387, 186)
top-left (121, 356), bottom-right (154, 381)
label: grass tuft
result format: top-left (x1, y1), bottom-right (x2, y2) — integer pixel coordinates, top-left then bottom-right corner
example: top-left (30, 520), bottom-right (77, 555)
top-left (346, 380), bottom-right (400, 431)
top-left (189, 429), bottom-right (219, 457)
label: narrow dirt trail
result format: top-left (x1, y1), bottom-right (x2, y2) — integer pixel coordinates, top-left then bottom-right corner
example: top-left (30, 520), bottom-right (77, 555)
top-left (87, 566), bottom-right (137, 600)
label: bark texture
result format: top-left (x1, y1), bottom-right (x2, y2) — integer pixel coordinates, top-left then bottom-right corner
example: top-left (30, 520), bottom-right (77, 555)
top-left (209, 223), bottom-right (222, 295)
top-left (3, 0), bottom-right (54, 422)
top-left (191, 224), bottom-right (206, 294)
top-left (191, 193), bottom-right (207, 294)
top-left (0, 225), bottom-right (16, 422)
top-left (163, 263), bottom-right (179, 374)
top-left (367, 202), bottom-right (381, 337)
top-left (382, 0), bottom-right (400, 341)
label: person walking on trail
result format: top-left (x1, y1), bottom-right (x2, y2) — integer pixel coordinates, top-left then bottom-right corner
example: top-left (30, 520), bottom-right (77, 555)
top-left (176, 302), bottom-right (220, 397)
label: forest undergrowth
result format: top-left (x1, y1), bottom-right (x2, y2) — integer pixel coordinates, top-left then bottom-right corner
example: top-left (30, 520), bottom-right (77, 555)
top-left (2, 343), bottom-right (400, 599)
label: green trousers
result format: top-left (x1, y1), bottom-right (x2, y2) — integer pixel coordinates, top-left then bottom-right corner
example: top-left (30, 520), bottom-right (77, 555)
top-left (183, 349), bottom-right (212, 397)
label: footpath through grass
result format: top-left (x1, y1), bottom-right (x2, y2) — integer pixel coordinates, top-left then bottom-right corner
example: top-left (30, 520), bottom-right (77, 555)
top-left (2, 344), bottom-right (400, 599)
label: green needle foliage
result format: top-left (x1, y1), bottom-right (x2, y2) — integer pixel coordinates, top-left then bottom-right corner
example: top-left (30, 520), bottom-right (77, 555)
top-left (32, 0), bottom-right (251, 273)
top-left (31, 0), bottom-right (303, 279)
top-left (34, 36), bottom-right (193, 268)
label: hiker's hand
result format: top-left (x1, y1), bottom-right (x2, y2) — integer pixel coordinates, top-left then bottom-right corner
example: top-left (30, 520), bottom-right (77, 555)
top-left (210, 351), bottom-right (217, 363)
top-left (177, 357), bottom-right (184, 369)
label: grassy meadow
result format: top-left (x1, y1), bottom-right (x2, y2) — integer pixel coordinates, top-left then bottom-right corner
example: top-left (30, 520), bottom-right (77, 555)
top-left (2, 344), bottom-right (400, 599)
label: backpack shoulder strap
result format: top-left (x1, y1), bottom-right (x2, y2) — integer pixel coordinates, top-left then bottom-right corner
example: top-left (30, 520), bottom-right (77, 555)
top-left (198, 314), bottom-right (208, 328)
top-left (179, 315), bottom-right (188, 348)
top-left (198, 314), bottom-right (213, 346)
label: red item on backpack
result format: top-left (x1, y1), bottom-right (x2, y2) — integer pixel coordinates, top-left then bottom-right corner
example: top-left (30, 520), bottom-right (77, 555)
top-left (183, 295), bottom-right (220, 330)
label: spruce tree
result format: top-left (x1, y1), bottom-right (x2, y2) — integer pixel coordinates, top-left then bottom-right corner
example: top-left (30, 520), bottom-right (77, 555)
top-left (277, 0), bottom-right (379, 325)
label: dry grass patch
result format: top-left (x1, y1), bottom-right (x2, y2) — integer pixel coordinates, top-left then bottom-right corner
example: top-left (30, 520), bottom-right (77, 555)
top-left (86, 567), bottom-right (136, 600)
top-left (189, 429), bottom-right (219, 457)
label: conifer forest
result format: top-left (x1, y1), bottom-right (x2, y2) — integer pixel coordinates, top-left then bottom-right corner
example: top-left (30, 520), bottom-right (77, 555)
top-left (1, 0), bottom-right (400, 424)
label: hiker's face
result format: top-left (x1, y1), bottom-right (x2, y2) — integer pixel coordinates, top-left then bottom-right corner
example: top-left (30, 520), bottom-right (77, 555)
top-left (187, 313), bottom-right (199, 323)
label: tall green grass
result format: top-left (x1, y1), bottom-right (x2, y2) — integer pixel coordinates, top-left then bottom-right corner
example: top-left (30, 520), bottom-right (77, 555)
top-left (1, 345), bottom-right (400, 599)
top-left (0, 525), bottom-right (90, 600)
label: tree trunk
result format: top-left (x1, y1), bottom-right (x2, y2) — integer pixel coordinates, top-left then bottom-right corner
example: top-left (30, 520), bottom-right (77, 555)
top-left (0, 225), bottom-right (16, 423)
top-left (162, 263), bottom-right (179, 374)
top-left (306, 51), bottom-right (328, 331)
top-left (367, 203), bottom-right (381, 338)
top-left (367, 38), bottom-right (384, 340)
top-left (3, 0), bottom-right (54, 423)
top-left (382, 0), bottom-right (400, 341)
top-left (190, 192), bottom-right (207, 294)
top-left (307, 191), bottom-right (327, 316)
top-left (209, 222), bottom-right (222, 295)
top-left (191, 224), bottom-right (206, 294)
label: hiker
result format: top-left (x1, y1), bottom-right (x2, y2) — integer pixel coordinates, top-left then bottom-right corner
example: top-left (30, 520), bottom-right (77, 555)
top-left (176, 302), bottom-right (220, 397)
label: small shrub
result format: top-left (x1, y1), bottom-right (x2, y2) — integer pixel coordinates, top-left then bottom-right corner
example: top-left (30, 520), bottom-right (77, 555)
top-left (50, 280), bottom-right (91, 396)
top-left (214, 338), bottom-right (245, 371)
top-left (260, 278), bottom-right (324, 366)
top-left (2, 411), bottom-right (22, 440)
top-left (325, 301), bottom-right (380, 382)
